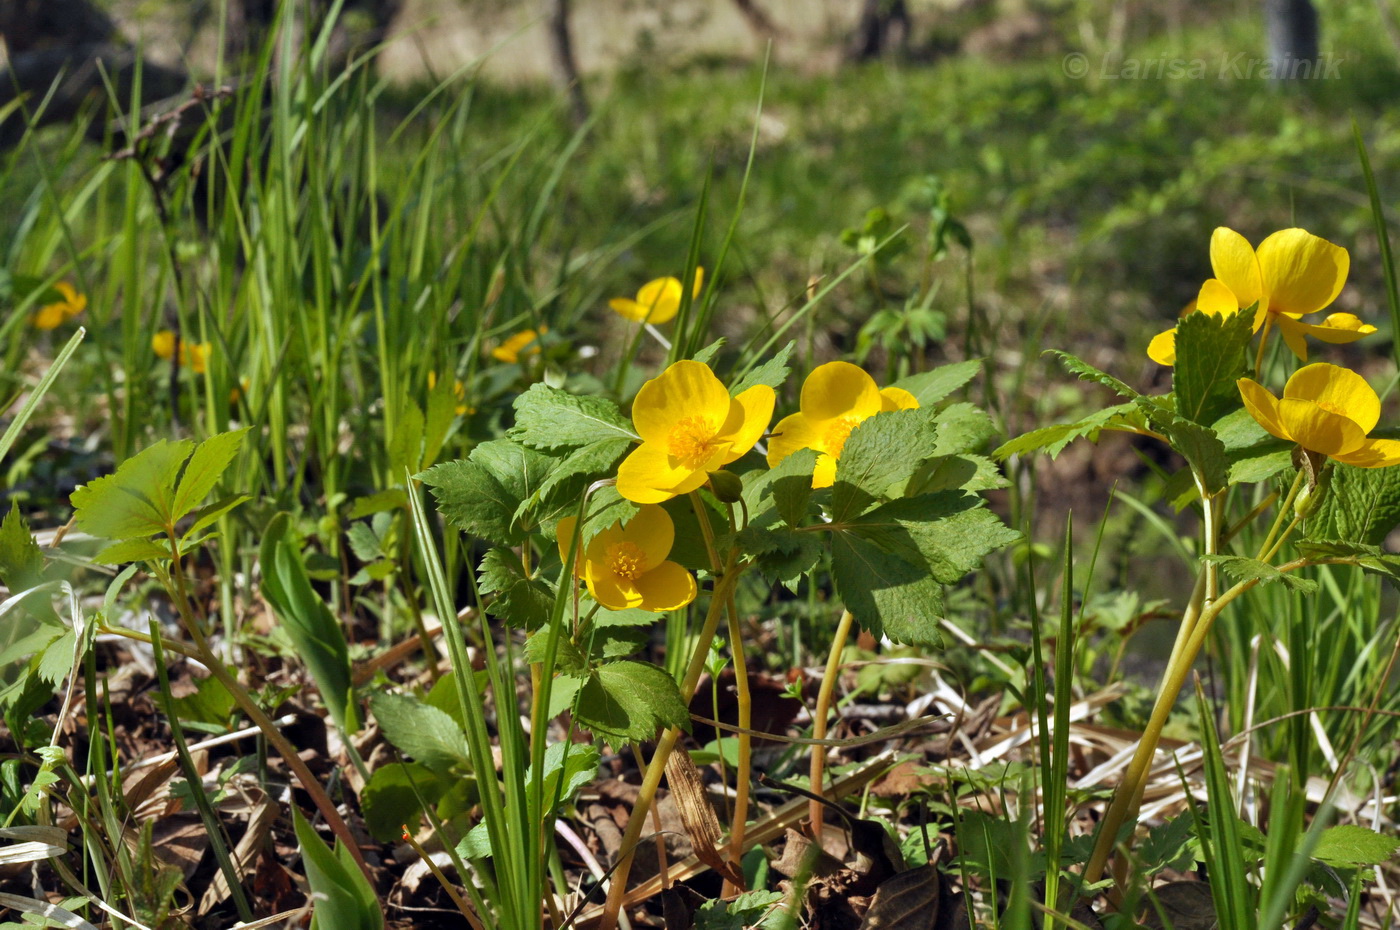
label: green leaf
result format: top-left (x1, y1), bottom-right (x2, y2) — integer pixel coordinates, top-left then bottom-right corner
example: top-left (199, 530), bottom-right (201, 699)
top-left (170, 674), bottom-right (236, 726)
top-left (893, 359), bottom-right (982, 406)
top-left (1172, 309), bottom-right (1253, 426)
top-left (1138, 399), bottom-right (1229, 493)
top-left (348, 489), bottom-right (408, 519)
top-left (571, 660), bottom-right (690, 743)
top-left (93, 539), bottom-right (173, 565)
top-left (422, 440), bottom-right (555, 545)
top-left (532, 741), bottom-right (600, 813)
top-left (731, 340), bottom-right (793, 395)
top-left (347, 523), bottom-right (383, 562)
top-left (524, 631), bottom-right (587, 673)
top-left (260, 514), bottom-right (357, 733)
top-left (35, 630), bottom-right (76, 686)
top-left (832, 408), bottom-right (941, 521)
top-left (1047, 350), bottom-right (1139, 399)
top-left (361, 761), bottom-right (451, 843)
top-left (1305, 463), bottom-right (1400, 546)
top-left (71, 439), bottom-right (194, 540)
top-left (186, 494), bottom-right (251, 538)
top-left (171, 428), bottom-right (250, 521)
top-left (510, 383), bottom-right (638, 450)
top-left (479, 545), bottom-right (557, 632)
top-left (905, 454), bottom-right (1008, 495)
top-left (1202, 555), bottom-right (1319, 593)
top-left (741, 447), bottom-right (817, 525)
top-left (932, 402), bottom-right (996, 456)
top-left (993, 403), bottom-right (1143, 461)
top-left (731, 523), bottom-right (823, 589)
top-left (368, 692), bottom-right (471, 774)
top-left (1310, 824), bottom-right (1400, 867)
top-left (830, 528), bottom-right (945, 646)
top-left (293, 808), bottom-right (383, 930)
top-left (695, 889), bottom-right (787, 929)
top-left (389, 399), bottom-right (426, 476)
top-left (0, 504), bottom-right (43, 589)
top-left (691, 338), bottom-right (726, 366)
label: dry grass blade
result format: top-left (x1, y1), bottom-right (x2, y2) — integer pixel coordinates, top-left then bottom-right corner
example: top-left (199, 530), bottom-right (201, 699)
top-left (663, 747), bottom-right (743, 888)
top-left (0, 825), bottom-right (68, 863)
top-left (200, 787), bottom-right (277, 913)
top-left (0, 892), bottom-right (102, 930)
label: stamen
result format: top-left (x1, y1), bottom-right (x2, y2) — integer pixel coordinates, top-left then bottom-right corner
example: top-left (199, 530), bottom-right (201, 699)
top-left (607, 541), bottom-right (648, 580)
top-left (667, 416), bottom-right (719, 468)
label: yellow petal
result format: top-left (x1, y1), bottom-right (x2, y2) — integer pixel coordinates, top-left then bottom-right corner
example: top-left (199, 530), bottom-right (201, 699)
top-left (1210, 228), bottom-right (1266, 315)
top-left (1333, 438), bottom-right (1400, 468)
top-left (1296, 313), bottom-right (1376, 345)
top-left (1283, 363), bottom-right (1380, 433)
top-left (631, 360), bottom-right (731, 445)
top-left (1195, 278), bottom-right (1240, 317)
top-left (1276, 398), bottom-right (1367, 456)
top-left (622, 504), bottom-right (675, 568)
top-left (587, 569), bottom-right (643, 610)
top-left (609, 298), bottom-right (645, 322)
top-left (633, 560), bottom-right (697, 611)
top-left (717, 385), bottom-right (776, 464)
top-left (691, 267), bottom-right (705, 298)
top-left (1147, 329), bottom-right (1178, 366)
top-left (766, 412), bottom-right (820, 467)
top-left (800, 361), bottom-right (880, 424)
top-left (635, 277), bottom-right (683, 324)
top-left (1274, 315), bottom-right (1310, 361)
top-left (33, 304), bottom-right (64, 330)
top-left (152, 330), bottom-right (177, 359)
top-left (812, 452), bottom-right (838, 489)
top-left (616, 443), bottom-right (694, 504)
top-left (1237, 378), bottom-right (1290, 442)
top-left (1257, 228), bottom-right (1348, 317)
top-left (879, 387), bottom-right (919, 412)
top-left (556, 515), bottom-right (581, 572)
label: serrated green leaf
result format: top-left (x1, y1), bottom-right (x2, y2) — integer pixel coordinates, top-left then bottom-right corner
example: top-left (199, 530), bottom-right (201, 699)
top-left (731, 340), bottom-right (793, 395)
top-left (571, 660), bottom-right (689, 743)
top-left (741, 447), bottom-right (817, 524)
top-left (389, 399), bottom-right (426, 476)
top-left (171, 428), bottom-right (250, 521)
top-left (347, 523), bottom-right (382, 562)
top-left (849, 493), bottom-right (1022, 585)
top-left (893, 359), bottom-right (982, 406)
top-left (93, 539), bottom-right (173, 565)
top-left (518, 438), bottom-right (631, 526)
top-left (421, 460), bottom-right (517, 546)
top-left (170, 674), bottom-right (236, 726)
top-left (71, 439), bottom-right (194, 540)
top-left (524, 631), bottom-right (587, 673)
top-left (0, 504), bottom-right (43, 590)
top-left (260, 514), bottom-right (357, 733)
top-left (186, 494), bottom-right (250, 538)
top-left (832, 408), bottom-right (941, 520)
top-left (830, 529), bottom-right (945, 646)
top-left (368, 692), bottom-right (471, 773)
top-left (993, 403), bottom-right (1143, 461)
top-left (1047, 350), bottom-right (1139, 399)
top-left (770, 450), bottom-right (818, 527)
top-left (1305, 463), bottom-right (1400, 546)
top-left (510, 384), bottom-right (638, 450)
top-left (932, 402), bottom-right (995, 456)
top-left (1173, 309), bottom-right (1253, 426)
top-left (1202, 555), bottom-right (1319, 593)
top-left (533, 741), bottom-right (599, 812)
top-left (905, 454), bottom-right (1008, 495)
top-left (348, 489), bottom-right (408, 519)
top-left (34, 631), bottom-right (76, 686)
top-left (1311, 824), bottom-right (1400, 867)
top-left (361, 761), bottom-right (451, 843)
top-left (690, 338), bottom-right (726, 366)
top-left (1138, 399), bottom-right (1229, 493)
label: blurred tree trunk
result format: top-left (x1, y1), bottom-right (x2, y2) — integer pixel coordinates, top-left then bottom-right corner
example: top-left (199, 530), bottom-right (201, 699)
top-left (1264, 0), bottom-right (1319, 81)
top-left (730, 0), bottom-right (783, 42)
top-left (0, 0), bottom-right (188, 148)
top-left (848, 0), bottom-right (911, 61)
top-left (545, 0), bottom-right (588, 127)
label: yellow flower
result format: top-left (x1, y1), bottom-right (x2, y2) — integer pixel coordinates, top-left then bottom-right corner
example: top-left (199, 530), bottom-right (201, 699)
top-left (1149, 227), bottom-right (1367, 366)
top-left (1238, 364), bottom-right (1400, 468)
top-left (152, 330), bottom-right (212, 374)
top-left (492, 326), bottom-right (546, 364)
top-left (616, 360), bottom-right (775, 504)
top-left (428, 371), bottom-right (473, 416)
top-left (609, 269), bottom-right (705, 324)
top-left (766, 361), bottom-right (920, 489)
top-left (33, 282), bottom-right (86, 330)
top-left (556, 505), bottom-right (696, 611)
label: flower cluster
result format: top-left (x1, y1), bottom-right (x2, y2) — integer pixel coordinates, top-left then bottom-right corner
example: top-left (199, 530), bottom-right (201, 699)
top-left (152, 330), bottom-right (212, 374)
top-left (33, 283), bottom-right (86, 330)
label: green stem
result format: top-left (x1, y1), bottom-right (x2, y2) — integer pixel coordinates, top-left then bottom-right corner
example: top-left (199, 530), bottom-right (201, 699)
top-left (1082, 563), bottom-right (1309, 889)
top-left (809, 609), bottom-right (855, 841)
top-left (1256, 470), bottom-right (1306, 562)
top-left (1253, 315), bottom-right (1273, 378)
top-left (597, 560), bottom-right (743, 930)
top-left (162, 533), bottom-right (370, 878)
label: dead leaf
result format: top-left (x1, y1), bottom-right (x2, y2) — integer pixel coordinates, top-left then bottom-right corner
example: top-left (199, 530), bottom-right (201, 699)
top-left (663, 747), bottom-right (743, 888)
top-left (1142, 880), bottom-right (1216, 930)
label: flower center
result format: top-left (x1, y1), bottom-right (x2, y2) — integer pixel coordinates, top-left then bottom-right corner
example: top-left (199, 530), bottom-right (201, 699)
top-left (607, 541), bottom-right (649, 580)
top-left (823, 417), bottom-right (864, 459)
top-left (667, 416), bottom-right (719, 468)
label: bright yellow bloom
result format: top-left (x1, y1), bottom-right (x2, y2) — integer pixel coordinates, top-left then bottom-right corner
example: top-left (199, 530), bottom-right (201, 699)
top-left (428, 371), bottom-right (473, 415)
top-left (492, 326), bottom-right (546, 364)
top-left (1149, 227), bottom-right (1368, 366)
top-left (766, 361), bottom-right (920, 489)
top-left (556, 505), bottom-right (696, 611)
top-left (152, 330), bottom-right (212, 374)
top-left (1238, 364), bottom-right (1400, 468)
top-left (616, 360), bottom-right (775, 504)
top-left (609, 269), bottom-right (705, 324)
top-left (33, 282), bottom-right (86, 330)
